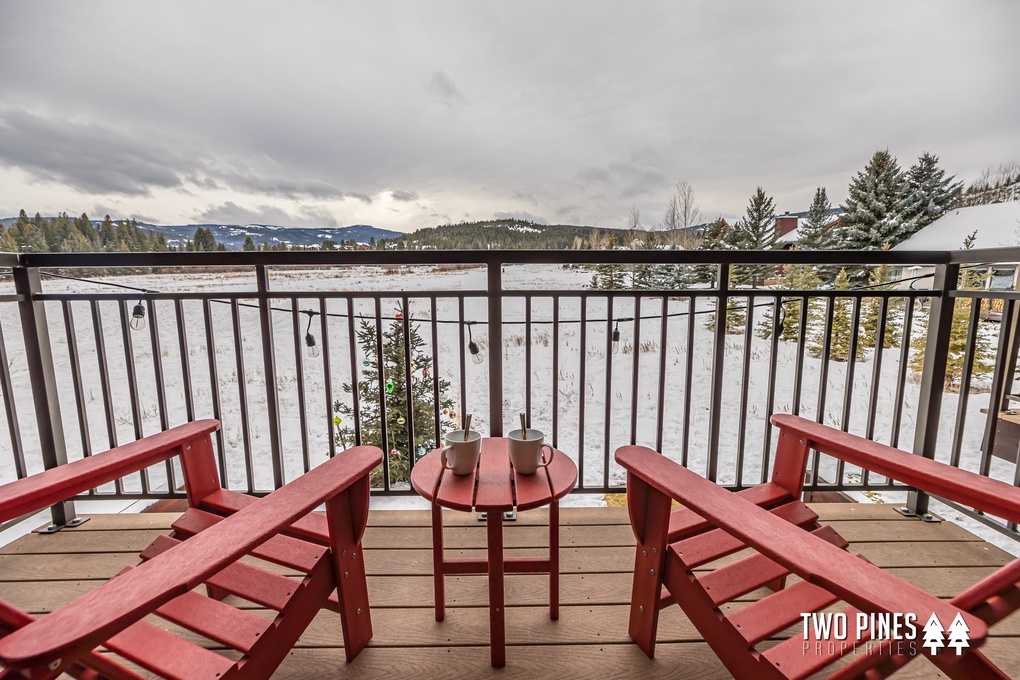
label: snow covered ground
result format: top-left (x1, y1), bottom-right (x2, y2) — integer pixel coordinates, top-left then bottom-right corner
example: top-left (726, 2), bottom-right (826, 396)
top-left (0, 263), bottom-right (1017, 556)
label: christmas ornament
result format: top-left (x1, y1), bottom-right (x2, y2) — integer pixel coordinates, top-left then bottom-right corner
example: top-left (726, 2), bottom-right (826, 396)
top-left (385, 380), bottom-right (395, 394)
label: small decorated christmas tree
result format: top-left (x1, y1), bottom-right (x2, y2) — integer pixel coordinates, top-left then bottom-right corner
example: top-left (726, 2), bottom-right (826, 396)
top-left (334, 309), bottom-right (455, 487)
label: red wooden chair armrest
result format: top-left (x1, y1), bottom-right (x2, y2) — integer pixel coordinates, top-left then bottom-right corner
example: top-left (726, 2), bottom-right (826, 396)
top-left (0, 420), bottom-right (220, 523)
top-left (771, 414), bottom-right (1020, 525)
top-left (615, 445), bottom-right (988, 645)
top-left (0, 445), bottom-right (382, 670)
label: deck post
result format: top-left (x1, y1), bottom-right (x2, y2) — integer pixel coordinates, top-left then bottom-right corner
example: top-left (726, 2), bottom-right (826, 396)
top-left (707, 262), bottom-right (730, 482)
top-left (487, 261), bottom-right (503, 436)
top-left (256, 265), bottom-right (285, 489)
top-left (903, 262), bottom-right (958, 520)
top-left (13, 264), bottom-right (81, 531)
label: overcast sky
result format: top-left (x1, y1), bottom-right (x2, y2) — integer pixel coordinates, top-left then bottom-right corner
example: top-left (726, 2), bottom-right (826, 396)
top-left (1, 1), bottom-right (1018, 233)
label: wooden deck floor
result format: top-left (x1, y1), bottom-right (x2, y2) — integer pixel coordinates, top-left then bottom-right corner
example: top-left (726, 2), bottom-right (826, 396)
top-left (1, 504), bottom-right (1018, 679)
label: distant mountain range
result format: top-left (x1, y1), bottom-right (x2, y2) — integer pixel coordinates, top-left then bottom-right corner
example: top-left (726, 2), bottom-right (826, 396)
top-left (0, 217), bottom-right (403, 250)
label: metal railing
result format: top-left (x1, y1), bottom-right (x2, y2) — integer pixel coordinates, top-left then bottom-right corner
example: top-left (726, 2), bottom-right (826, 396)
top-left (1, 247), bottom-right (1018, 540)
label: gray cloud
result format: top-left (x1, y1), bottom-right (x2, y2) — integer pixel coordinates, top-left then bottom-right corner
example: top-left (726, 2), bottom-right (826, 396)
top-left (0, 2), bottom-right (1017, 232)
top-left (427, 71), bottom-right (468, 105)
top-left (0, 110), bottom-right (187, 195)
top-left (195, 201), bottom-right (334, 228)
top-left (390, 189), bottom-right (419, 202)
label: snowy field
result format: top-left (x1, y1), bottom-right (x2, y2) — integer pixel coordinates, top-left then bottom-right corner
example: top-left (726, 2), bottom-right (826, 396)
top-left (0, 263), bottom-right (1017, 556)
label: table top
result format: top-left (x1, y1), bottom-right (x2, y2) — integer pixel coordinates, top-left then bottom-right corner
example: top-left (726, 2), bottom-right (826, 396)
top-left (410, 438), bottom-right (577, 513)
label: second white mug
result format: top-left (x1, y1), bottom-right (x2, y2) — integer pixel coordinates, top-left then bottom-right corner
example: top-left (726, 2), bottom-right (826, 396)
top-left (507, 428), bottom-right (554, 475)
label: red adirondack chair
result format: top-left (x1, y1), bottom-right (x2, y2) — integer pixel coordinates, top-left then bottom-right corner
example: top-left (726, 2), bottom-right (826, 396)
top-left (0, 420), bottom-right (382, 679)
top-left (616, 414), bottom-right (1020, 679)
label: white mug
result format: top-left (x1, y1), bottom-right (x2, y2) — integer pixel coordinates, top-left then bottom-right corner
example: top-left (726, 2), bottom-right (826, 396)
top-left (507, 428), bottom-right (554, 475)
top-left (440, 430), bottom-right (482, 475)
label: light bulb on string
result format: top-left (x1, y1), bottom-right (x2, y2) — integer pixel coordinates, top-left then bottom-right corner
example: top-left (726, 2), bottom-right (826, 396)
top-left (611, 320), bottom-right (621, 354)
top-left (130, 300), bottom-right (146, 331)
top-left (304, 311), bottom-right (320, 358)
top-left (776, 304), bottom-right (786, 338)
top-left (467, 323), bottom-right (485, 365)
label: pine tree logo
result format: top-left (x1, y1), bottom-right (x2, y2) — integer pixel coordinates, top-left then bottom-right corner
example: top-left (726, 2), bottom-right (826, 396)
top-left (946, 613), bottom-right (971, 654)
top-left (921, 613), bottom-right (945, 655)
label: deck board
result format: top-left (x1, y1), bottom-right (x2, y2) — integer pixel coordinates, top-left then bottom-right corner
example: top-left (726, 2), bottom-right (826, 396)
top-left (0, 504), bottom-right (1016, 678)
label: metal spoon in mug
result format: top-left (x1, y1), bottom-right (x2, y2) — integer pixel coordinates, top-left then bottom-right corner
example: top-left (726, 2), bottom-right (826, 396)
top-left (519, 412), bottom-right (527, 439)
top-left (463, 413), bottom-right (472, 440)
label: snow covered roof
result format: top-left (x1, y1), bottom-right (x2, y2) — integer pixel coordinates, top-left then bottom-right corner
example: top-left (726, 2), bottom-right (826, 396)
top-left (776, 226), bottom-right (800, 243)
top-left (893, 202), bottom-right (1020, 250)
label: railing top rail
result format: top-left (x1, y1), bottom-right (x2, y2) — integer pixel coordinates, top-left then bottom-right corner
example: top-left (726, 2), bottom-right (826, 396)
top-left (7, 248), bottom-right (957, 268)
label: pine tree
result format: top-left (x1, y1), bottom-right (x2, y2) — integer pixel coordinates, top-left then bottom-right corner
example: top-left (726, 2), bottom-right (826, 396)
top-left (695, 218), bottom-right (735, 283)
top-left (810, 268), bottom-right (854, 361)
top-left (757, 263), bottom-right (822, 342)
top-left (834, 150), bottom-right (907, 250)
top-left (0, 227), bottom-right (17, 253)
top-left (243, 235), bottom-right (257, 251)
top-left (730, 187), bottom-right (777, 286)
top-left (898, 152), bottom-right (963, 239)
top-left (334, 312), bottom-right (455, 487)
top-left (798, 187), bottom-right (835, 250)
top-left (858, 250), bottom-right (902, 355)
top-left (909, 232), bottom-right (994, 388)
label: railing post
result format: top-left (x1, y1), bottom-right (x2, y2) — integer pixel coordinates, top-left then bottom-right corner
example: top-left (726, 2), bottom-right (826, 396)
top-left (707, 262), bottom-right (730, 482)
top-left (487, 261), bottom-right (503, 436)
top-left (256, 266), bottom-right (284, 489)
top-left (13, 264), bottom-right (84, 532)
top-left (902, 262), bottom-right (959, 520)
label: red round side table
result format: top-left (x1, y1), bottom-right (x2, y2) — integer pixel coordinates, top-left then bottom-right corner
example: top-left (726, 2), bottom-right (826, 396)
top-left (410, 437), bottom-right (577, 668)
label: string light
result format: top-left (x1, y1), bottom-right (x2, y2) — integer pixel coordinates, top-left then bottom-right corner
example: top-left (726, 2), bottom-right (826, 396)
top-left (130, 300), bottom-right (146, 331)
top-left (467, 323), bottom-right (484, 365)
top-left (611, 320), bottom-right (621, 354)
top-left (304, 311), bottom-right (320, 358)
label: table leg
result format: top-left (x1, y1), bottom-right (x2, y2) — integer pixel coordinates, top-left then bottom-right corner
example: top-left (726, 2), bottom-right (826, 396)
top-left (431, 503), bottom-right (445, 621)
top-left (550, 499), bottom-right (560, 621)
top-left (486, 511), bottom-right (506, 668)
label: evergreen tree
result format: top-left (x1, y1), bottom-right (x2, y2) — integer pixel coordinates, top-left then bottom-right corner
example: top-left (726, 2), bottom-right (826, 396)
top-left (242, 235), bottom-right (257, 251)
top-left (810, 268), bottom-right (854, 361)
top-left (731, 187), bottom-right (777, 286)
top-left (0, 227), bottom-right (17, 253)
top-left (858, 249), bottom-right (903, 355)
top-left (757, 263), bottom-right (822, 342)
top-left (798, 187), bottom-right (835, 250)
top-left (99, 215), bottom-right (117, 249)
top-left (898, 152), bottom-right (963, 239)
top-left (695, 218), bottom-right (735, 283)
top-left (909, 232), bottom-right (994, 388)
top-left (334, 312), bottom-right (455, 487)
top-left (834, 150), bottom-right (906, 250)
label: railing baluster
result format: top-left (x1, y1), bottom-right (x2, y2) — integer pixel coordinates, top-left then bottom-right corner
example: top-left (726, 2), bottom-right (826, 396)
top-left (862, 295), bottom-right (890, 488)
top-left (629, 296), bottom-right (641, 447)
top-left (552, 296), bottom-right (560, 449)
top-left (526, 295), bottom-right (533, 428)
top-left (374, 297), bottom-right (389, 490)
top-left (62, 301), bottom-right (92, 460)
top-left (681, 296), bottom-right (696, 467)
top-left (603, 295), bottom-right (615, 489)
top-left (230, 298), bottom-right (254, 494)
top-left (429, 297), bottom-right (440, 448)
top-left (655, 296), bottom-right (668, 454)
top-left (950, 298), bottom-right (982, 469)
top-left (255, 266), bottom-right (284, 489)
top-left (0, 312), bottom-right (27, 480)
top-left (119, 300), bottom-right (147, 494)
top-left (761, 296), bottom-right (782, 484)
top-left (291, 301), bottom-right (310, 474)
top-left (792, 295), bottom-right (809, 417)
top-left (345, 297), bottom-right (359, 448)
top-left (321, 297), bottom-right (337, 456)
top-left (835, 296), bottom-right (863, 487)
top-left (401, 296), bottom-right (416, 476)
top-left (890, 296), bottom-right (915, 449)
top-left (202, 300), bottom-right (227, 487)
top-left (577, 296), bottom-right (587, 488)
top-left (707, 264), bottom-right (730, 482)
top-left (736, 295), bottom-right (754, 487)
top-left (91, 300), bottom-right (123, 497)
top-left (979, 299), bottom-right (1016, 478)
